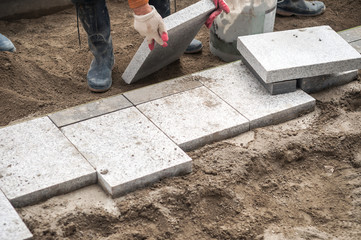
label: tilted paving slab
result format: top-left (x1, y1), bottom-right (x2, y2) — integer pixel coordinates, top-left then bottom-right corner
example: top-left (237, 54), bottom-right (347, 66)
top-left (137, 86), bottom-right (250, 151)
top-left (49, 94), bottom-right (132, 127)
top-left (0, 190), bottom-right (32, 240)
top-left (338, 26), bottom-right (361, 43)
top-left (193, 61), bottom-right (315, 129)
top-left (298, 70), bottom-right (358, 93)
top-left (0, 117), bottom-right (96, 207)
top-left (237, 25), bottom-right (361, 84)
top-left (61, 107), bottom-right (192, 197)
top-left (123, 75), bottom-right (202, 105)
top-left (122, 0), bottom-right (215, 84)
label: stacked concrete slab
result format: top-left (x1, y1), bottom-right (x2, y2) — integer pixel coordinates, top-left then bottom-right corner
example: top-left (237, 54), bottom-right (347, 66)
top-left (237, 26), bottom-right (361, 94)
top-left (122, 0), bottom-right (215, 84)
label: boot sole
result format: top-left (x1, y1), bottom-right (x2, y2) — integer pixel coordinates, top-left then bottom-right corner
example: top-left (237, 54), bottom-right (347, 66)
top-left (276, 6), bottom-right (326, 17)
top-left (184, 46), bottom-right (203, 54)
top-left (88, 61), bottom-right (115, 93)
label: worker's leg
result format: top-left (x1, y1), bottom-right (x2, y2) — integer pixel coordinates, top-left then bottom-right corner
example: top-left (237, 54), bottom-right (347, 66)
top-left (72, 0), bottom-right (114, 92)
top-left (0, 33), bottom-right (16, 52)
top-left (149, 0), bottom-right (203, 54)
top-left (277, 0), bottom-right (326, 17)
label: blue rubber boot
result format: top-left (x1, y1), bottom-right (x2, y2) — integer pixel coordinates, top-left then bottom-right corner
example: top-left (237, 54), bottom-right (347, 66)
top-left (0, 34), bottom-right (16, 52)
top-left (149, 0), bottom-right (203, 54)
top-left (75, 0), bottom-right (114, 92)
top-left (277, 0), bottom-right (326, 16)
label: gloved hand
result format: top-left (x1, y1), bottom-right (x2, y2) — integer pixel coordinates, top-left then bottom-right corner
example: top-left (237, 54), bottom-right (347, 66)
top-left (134, 5), bottom-right (169, 51)
top-left (205, 0), bottom-right (230, 29)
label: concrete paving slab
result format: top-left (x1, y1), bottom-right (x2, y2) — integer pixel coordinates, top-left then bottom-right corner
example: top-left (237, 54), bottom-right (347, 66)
top-left (0, 190), bottom-right (32, 240)
top-left (49, 94), bottom-right (132, 127)
top-left (137, 86), bottom-right (250, 151)
top-left (0, 117), bottom-right (96, 207)
top-left (194, 61), bottom-right (316, 129)
top-left (122, 0), bottom-right (215, 84)
top-left (350, 40), bottom-right (361, 54)
top-left (237, 26), bottom-right (361, 83)
top-left (298, 70), bottom-right (358, 93)
top-left (239, 54), bottom-right (297, 94)
top-left (124, 75), bottom-right (202, 105)
top-left (338, 26), bottom-right (361, 43)
top-left (61, 107), bottom-right (192, 197)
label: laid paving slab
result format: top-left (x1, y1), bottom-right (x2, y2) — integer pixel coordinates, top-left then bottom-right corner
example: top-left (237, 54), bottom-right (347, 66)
top-left (49, 94), bottom-right (132, 127)
top-left (137, 86), bottom-right (250, 151)
top-left (350, 40), bottom-right (361, 54)
top-left (237, 25), bottom-right (361, 84)
top-left (194, 61), bottom-right (316, 129)
top-left (0, 117), bottom-right (96, 207)
top-left (124, 75), bottom-right (202, 105)
top-left (338, 26), bottom-right (361, 43)
top-left (61, 107), bottom-right (192, 197)
top-left (298, 70), bottom-right (358, 93)
top-left (0, 190), bottom-right (32, 240)
top-left (122, 0), bottom-right (215, 84)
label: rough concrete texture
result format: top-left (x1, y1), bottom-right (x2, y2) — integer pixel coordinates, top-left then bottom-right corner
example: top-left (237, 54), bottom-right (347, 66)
top-left (122, 0), bottom-right (215, 84)
top-left (338, 26), bottom-right (361, 43)
top-left (123, 75), bottom-right (202, 105)
top-left (61, 107), bottom-right (192, 198)
top-left (239, 54), bottom-right (297, 94)
top-left (237, 26), bottom-right (361, 83)
top-left (350, 40), bottom-right (361, 53)
top-left (137, 86), bottom-right (250, 151)
top-left (49, 94), bottom-right (132, 127)
top-left (194, 61), bottom-right (315, 129)
top-left (298, 70), bottom-right (358, 93)
top-left (0, 190), bottom-right (32, 240)
top-left (0, 0), bottom-right (72, 19)
top-left (0, 117), bottom-right (97, 207)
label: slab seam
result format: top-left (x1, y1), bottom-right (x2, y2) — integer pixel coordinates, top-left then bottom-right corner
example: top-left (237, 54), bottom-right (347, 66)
top-left (124, 84), bottom-right (203, 106)
top-left (134, 106), bottom-right (185, 151)
top-left (200, 83), bottom-right (251, 131)
top-left (54, 117), bottom-right (98, 174)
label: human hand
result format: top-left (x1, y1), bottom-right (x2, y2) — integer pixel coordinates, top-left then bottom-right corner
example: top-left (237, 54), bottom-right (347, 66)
top-left (205, 0), bottom-right (230, 29)
top-left (133, 5), bottom-right (169, 51)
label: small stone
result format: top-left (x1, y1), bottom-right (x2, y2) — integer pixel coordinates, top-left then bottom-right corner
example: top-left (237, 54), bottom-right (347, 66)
top-left (100, 169), bottom-right (109, 175)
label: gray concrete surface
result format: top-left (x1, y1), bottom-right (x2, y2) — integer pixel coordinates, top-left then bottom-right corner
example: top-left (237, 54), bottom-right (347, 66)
top-left (0, 191), bottom-right (32, 240)
top-left (137, 86), bottom-right (250, 151)
top-left (298, 70), bottom-right (358, 93)
top-left (124, 75), bottom-right (202, 105)
top-left (237, 26), bottom-right (361, 83)
top-left (61, 107), bottom-right (192, 198)
top-left (0, 117), bottom-right (97, 207)
top-left (195, 61), bottom-right (316, 129)
top-left (49, 94), bottom-right (132, 127)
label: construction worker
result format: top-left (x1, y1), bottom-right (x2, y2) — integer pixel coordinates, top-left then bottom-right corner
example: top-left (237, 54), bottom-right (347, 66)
top-left (0, 33), bottom-right (15, 52)
top-left (277, 0), bottom-right (326, 16)
top-left (72, 0), bottom-right (229, 93)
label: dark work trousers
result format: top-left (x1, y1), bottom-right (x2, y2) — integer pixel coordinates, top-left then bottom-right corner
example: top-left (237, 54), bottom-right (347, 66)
top-left (71, 0), bottom-right (170, 18)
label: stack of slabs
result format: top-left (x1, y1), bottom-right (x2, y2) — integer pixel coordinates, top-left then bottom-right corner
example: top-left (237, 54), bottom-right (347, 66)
top-left (237, 25), bottom-right (361, 94)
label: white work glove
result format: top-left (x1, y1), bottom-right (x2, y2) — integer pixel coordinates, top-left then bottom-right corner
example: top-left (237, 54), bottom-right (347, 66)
top-left (134, 6), bottom-right (169, 51)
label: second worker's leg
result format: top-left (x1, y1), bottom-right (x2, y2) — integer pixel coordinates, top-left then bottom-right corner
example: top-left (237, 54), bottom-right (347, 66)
top-left (73, 0), bottom-right (114, 92)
